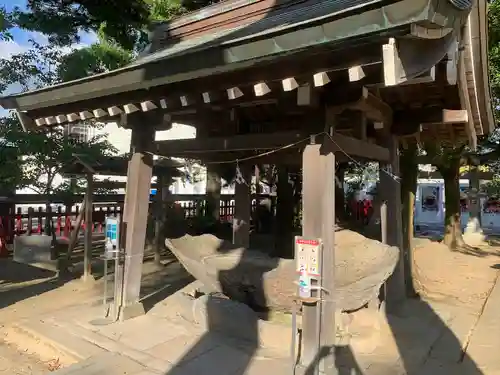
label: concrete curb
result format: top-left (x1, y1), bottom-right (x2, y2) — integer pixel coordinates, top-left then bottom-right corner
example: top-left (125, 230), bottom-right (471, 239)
top-left (4, 321), bottom-right (93, 366)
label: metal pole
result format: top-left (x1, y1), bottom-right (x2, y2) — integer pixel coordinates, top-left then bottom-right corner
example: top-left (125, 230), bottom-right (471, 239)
top-left (103, 259), bottom-right (108, 314)
top-left (381, 200), bottom-right (388, 244)
top-left (83, 173), bottom-right (93, 281)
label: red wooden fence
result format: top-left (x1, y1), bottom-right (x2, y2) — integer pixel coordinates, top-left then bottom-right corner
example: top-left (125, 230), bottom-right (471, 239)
top-left (0, 194), bottom-right (275, 251)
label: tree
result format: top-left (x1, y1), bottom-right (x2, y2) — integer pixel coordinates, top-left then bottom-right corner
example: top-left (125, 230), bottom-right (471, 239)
top-left (0, 7), bottom-right (12, 41)
top-left (9, 0), bottom-right (150, 50)
top-left (5, 0), bottom-right (224, 53)
top-left (0, 116), bottom-right (24, 194)
top-left (423, 141), bottom-right (471, 249)
top-left (399, 142), bottom-right (419, 296)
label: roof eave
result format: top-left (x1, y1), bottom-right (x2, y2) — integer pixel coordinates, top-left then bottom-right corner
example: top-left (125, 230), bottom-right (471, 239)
top-left (0, 0), bottom-right (441, 113)
top-left (468, 0), bottom-right (495, 136)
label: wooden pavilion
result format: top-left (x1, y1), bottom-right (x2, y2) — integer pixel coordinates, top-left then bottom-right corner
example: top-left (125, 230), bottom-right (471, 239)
top-left (0, 0), bottom-right (493, 371)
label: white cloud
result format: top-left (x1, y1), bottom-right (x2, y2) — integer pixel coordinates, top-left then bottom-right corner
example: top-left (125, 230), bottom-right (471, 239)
top-left (0, 40), bottom-right (28, 59)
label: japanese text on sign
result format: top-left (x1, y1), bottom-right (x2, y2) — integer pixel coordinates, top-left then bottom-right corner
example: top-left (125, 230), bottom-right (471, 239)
top-left (295, 238), bottom-right (321, 277)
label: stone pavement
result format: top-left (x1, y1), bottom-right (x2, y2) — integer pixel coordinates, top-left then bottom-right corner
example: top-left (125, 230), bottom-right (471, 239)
top-left (2, 272), bottom-right (500, 375)
top-left (462, 267), bottom-right (500, 375)
top-left (1, 255), bottom-right (499, 375)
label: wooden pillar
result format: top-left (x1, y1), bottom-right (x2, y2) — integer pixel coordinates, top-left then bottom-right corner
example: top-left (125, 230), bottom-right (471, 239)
top-left (206, 164), bottom-right (221, 221)
top-left (153, 175), bottom-right (165, 266)
top-left (254, 165), bottom-right (261, 232)
top-left (319, 139), bottom-right (336, 374)
top-left (233, 165), bottom-right (251, 248)
top-left (83, 173), bottom-right (94, 282)
top-left (119, 121), bottom-right (155, 320)
top-left (379, 135), bottom-right (406, 312)
top-left (301, 134), bottom-right (336, 373)
top-left (275, 166), bottom-right (294, 257)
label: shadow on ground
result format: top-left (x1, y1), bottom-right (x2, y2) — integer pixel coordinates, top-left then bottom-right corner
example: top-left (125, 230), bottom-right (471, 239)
top-left (0, 260), bottom-right (67, 310)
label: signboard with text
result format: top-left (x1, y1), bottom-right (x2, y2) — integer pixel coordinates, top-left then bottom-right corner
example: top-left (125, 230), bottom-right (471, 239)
top-left (294, 237), bottom-right (322, 299)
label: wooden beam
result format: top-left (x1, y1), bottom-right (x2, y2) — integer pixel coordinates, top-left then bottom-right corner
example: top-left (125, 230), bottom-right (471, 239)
top-left (155, 131), bottom-right (306, 155)
top-left (348, 65), bottom-right (365, 82)
top-left (156, 131), bottom-right (390, 161)
top-left (94, 181), bottom-right (159, 190)
top-left (393, 108), bottom-right (468, 131)
top-left (325, 86), bottom-right (392, 124)
top-left (382, 38), bottom-right (404, 86)
top-left (322, 133), bottom-right (390, 162)
top-left (350, 88), bottom-right (392, 124)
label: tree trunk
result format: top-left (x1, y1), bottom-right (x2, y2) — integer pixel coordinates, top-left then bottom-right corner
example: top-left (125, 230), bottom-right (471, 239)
top-left (441, 163), bottom-right (465, 249)
top-left (400, 144), bottom-right (418, 297)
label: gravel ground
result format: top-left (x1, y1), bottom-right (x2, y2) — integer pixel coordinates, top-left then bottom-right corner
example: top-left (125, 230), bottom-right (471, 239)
top-left (0, 339), bottom-right (53, 374)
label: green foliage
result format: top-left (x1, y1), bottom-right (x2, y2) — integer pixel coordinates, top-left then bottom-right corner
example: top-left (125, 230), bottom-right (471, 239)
top-left (0, 38), bottom-right (133, 94)
top-left (482, 177), bottom-right (500, 197)
top-left (2, 121), bottom-right (117, 195)
top-left (146, 0), bottom-right (188, 22)
top-left (0, 116), bottom-right (24, 193)
top-left (489, 0), bottom-right (500, 119)
top-left (0, 7), bottom-right (12, 41)
top-left (343, 161), bottom-right (378, 199)
top-left (3, 0), bottom-right (224, 53)
top-left (58, 42), bottom-right (133, 82)
top-left (423, 142), bottom-right (467, 170)
top-left (10, 0), bottom-right (150, 50)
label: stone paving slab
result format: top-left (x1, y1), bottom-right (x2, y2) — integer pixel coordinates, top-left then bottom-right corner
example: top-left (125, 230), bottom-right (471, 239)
top-left (5, 273), bottom-right (500, 375)
top-left (50, 352), bottom-right (146, 375)
top-left (165, 342), bottom-right (252, 375)
top-left (96, 314), bottom-right (190, 351)
top-left (4, 319), bottom-right (103, 366)
top-left (464, 274), bottom-right (500, 374)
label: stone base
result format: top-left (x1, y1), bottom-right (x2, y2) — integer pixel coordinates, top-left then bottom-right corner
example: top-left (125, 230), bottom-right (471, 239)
top-left (80, 273), bottom-right (97, 285)
top-left (118, 302), bottom-right (146, 321)
top-left (13, 235), bottom-right (56, 271)
top-left (464, 218), bottom-right (486, 247)
top-left (463, 231), bottom-right (486, 247)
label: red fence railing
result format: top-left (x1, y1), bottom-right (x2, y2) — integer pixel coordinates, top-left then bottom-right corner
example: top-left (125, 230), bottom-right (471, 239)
top-left (0, 194), bottom-right (276, 246)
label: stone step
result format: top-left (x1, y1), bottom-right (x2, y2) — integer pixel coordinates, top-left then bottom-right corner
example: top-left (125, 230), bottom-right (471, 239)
top-left (4, 319), bottom-right (104, 367)
top-left (50, 317), bottom-right (172, 372)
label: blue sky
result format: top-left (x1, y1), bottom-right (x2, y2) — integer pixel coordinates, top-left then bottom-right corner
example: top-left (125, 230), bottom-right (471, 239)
top-left (0, 0), bottom-right (97, 116)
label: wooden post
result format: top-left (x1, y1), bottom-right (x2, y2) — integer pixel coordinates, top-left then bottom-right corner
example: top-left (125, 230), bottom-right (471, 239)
top-left (275, 166), bottom-right (294, 257)
top-left (233, 164), bottom-right (251, 247)
top-left (206, 164), bottom-right (221, 221)
top-left (379, 135), bottom-right (406, 312)
top-left (119, 122), bottom-right (154, 320)
top-left (153, 175), bottom-right (163, 265)
top-left (319, 138), bottom-right (336, 375)
top-left (83, 173), bottom-right (94, 282)
top-left (254, 165), bottom-right (261, 233)
top-left (27, 207), bottom-right (33, 235)
top-left (301, 133), bottom-right (336, 373)
top-left (66, 196), bottom-right (86, 262)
